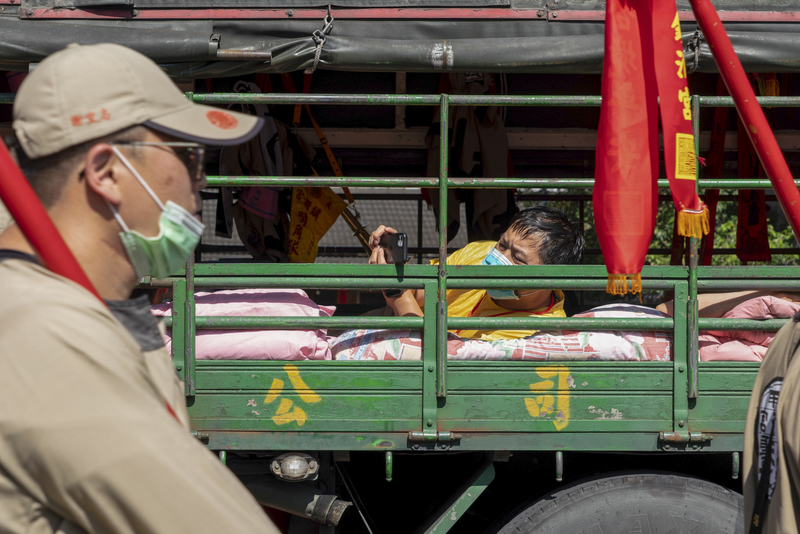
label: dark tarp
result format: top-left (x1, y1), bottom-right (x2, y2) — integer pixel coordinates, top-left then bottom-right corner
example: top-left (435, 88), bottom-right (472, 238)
top-left (2, 14), bottom-right (800, 76)
top-left (17, 0), bottom-right (800, 10)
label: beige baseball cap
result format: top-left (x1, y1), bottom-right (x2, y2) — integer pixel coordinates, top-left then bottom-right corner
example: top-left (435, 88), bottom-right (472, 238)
top-left (13, 43), bottom-right (263, 159)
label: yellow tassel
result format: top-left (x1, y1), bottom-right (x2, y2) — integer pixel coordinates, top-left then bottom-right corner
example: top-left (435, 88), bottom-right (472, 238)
top-left (757, 74), bottom-right (779, 108)
top-left (765, 78), bottom-right (780, 97)
top-left (756, 75), bottom-right (766, 98)
top-left (606, 273), bottom-right (642, 297)
top-left (676, 207), bottom-right (710, 239)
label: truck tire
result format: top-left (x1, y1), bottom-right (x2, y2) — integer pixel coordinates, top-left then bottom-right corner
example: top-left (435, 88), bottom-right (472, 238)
top-left (497, 471), bottom-right (743, 534)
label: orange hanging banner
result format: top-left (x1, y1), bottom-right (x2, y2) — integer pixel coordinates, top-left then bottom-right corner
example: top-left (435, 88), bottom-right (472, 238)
top-left (594, 0), bottom-right (708, 296)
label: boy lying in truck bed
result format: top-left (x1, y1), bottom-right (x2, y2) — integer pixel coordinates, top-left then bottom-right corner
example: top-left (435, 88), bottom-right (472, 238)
top-left (367, 206), bottom-right (585, 341)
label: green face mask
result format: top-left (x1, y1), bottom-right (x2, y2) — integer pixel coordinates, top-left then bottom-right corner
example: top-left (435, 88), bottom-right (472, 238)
top-left (108, 147), bottom-right (205, 279)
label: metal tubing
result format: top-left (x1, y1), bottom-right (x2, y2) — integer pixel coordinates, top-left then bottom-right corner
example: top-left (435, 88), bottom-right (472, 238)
top-left (171, 280), bottom-right (187, 378)
top-left (422, 280), bottom-right (439, 439)
top-left (198, 243), bottom-right (800, 258)
top-left (687, 237), bottom-right (699, 399)
top-left (204, 93), bottom-right (800, 108)
top-left (181, 275), bottom-right (794, 291)
top-left (166, 316), bottom-right (423, 329)
top-left (446, 279), bottom-right (677, 290)
top-left (689, 0), bottom-right (800, 243)
top-left (688, 97), bottom-right (700, 399)
top-left (216, 49), bottom-right (272, 61)
top-left (163, 315), bottom-right (672, 331)
top-left (184, 256), bottom-right (196, 397)
top-left (437, 94), bottom-right (449, 399)
top-left (699, 95), bottom-right (800, 107)
top-left (417, 199), bottom-right (424, 265)
top-left (698, 280), bottom-right (800, 290)
top-left (145, 276), bottom-right (678, 291)
top-left (193, 93), bottom-right (441, 105)
top-left (423, 460), bottom-right (495, 534)
top-left (191, 277), bottom-right (428, 289)
top-left (698, 318), bottom-right (788, 330)
top-left (188, 93), bottom-right (800, 108)
top-left (6, 93), bottom-right (800, 108)
top-left (188, 93), bottom-right (607, 107)
top-left (672, 282), bottom-right (690, 435)
top-left (205, 176), bottom-right (800, 190)
top-left (447, 317), bottom-right (673, 331)
top-left (243, 480), bottom-right (351, 527)
top-left (555, 451), bottom-right (564, 482)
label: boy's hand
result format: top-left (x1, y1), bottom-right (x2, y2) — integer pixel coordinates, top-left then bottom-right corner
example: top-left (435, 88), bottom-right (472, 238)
top-left (368, 225), bottom-right (397, 251)
top-left (369, 245), bottom-right (387, 265)
top-left (368, 225), bottom-right (398, 265)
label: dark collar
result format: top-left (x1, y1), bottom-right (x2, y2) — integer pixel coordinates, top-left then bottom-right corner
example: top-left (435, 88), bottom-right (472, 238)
top-left (0, 249), bottom-right (164, 352)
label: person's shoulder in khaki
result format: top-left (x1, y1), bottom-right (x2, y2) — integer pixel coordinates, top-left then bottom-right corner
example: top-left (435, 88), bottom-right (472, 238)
top-left (741, 312), bottom-right (800, 534)
top-left (0, 43), bottom-right (279, 533)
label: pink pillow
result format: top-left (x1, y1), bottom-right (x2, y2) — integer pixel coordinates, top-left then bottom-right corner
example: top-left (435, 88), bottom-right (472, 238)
top-left (151, 289), bottom-right (334, 360)
top-left (698, 336), bottom-right (766, 362)
top-left (706, 295), bottom-right (799, 345)
top-left (699, 295), bottom-right (799, 362)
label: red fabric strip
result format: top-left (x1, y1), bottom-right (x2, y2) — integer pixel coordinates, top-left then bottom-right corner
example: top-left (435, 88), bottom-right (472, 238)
top-left (701, 75), bottom-right (729, 266)
top-left (594, 0), bottom-right (707, 293)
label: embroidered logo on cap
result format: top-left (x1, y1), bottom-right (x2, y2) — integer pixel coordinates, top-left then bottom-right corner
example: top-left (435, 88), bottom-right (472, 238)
top-left (70, 109), bottom-right (111, 127)
top-left (206, 110), bottom-right (238, 130)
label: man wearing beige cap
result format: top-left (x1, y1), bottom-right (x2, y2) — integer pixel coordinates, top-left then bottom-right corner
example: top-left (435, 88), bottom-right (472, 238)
top-left (0, 43), bottom-right (280, 533)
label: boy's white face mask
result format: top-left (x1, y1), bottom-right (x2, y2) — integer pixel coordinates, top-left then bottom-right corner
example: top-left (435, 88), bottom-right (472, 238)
top-left (107, 146), bottom-right (204, 279)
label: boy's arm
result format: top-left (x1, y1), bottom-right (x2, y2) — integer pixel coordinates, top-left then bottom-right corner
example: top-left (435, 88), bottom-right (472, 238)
top-left (386, 290), bottom-right (424, 317)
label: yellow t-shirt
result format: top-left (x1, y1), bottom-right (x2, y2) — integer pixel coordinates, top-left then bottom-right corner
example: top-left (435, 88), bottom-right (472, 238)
top-left (432, 241), bottom-right (566, 341)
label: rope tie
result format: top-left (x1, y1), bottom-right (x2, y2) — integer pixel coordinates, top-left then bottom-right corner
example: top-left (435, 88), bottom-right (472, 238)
top-left (688, 29), bottom-right (701, 74)
top-left (305, 7), bottom-right (334, 75)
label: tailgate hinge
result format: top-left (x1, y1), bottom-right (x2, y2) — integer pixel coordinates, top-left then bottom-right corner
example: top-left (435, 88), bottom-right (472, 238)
top-left (408, 431), bottom-right (461, 450)
top-left (659, 431), bottom-right (712, 450)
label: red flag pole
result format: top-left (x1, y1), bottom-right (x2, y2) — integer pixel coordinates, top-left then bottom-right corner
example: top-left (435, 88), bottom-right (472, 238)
top-left (688, 0), bottom-right (800, 243)
top-left (0, 139), bottom-right (103, 302)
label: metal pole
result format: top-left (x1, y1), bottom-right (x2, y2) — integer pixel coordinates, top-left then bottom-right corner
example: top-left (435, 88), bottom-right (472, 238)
top-left (417, 198), bottom-right (424, 265)
top-left (184, 254), bottom-right (196, 397)
top-left (687, 95), bottom-right (700, 399)
top-left (688, 0), bottom-right (800, 243)
top-left (437, 94), bottom-right (449, 399)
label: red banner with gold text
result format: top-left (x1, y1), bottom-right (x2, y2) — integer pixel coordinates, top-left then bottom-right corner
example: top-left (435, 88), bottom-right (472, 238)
top-left (594, 0), bottom-right (708, 295)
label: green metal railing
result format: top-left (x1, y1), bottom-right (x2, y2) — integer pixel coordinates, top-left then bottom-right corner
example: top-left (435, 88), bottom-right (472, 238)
top-left (180, 94), bottom-right (796, 447)
top-left (2, 91), bottom-right (795, 450)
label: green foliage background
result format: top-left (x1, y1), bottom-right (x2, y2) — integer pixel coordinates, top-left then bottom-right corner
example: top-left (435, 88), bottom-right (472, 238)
top-left (521, 188), bottom-right (799, 267)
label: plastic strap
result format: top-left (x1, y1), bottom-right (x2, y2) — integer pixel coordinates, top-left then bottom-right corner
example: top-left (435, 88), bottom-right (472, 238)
top-left (279, 72), bottom-right (355, 204)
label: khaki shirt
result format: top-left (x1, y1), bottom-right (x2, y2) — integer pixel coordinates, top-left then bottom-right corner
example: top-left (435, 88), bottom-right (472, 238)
top-left (744, 313), bottom-right (800, 534)
top-left (0, 258), bottom-right (279, 534)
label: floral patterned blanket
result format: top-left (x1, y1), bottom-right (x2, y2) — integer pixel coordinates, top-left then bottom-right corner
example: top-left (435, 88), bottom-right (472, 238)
top-left (331, 304), bottom-right (672, 361)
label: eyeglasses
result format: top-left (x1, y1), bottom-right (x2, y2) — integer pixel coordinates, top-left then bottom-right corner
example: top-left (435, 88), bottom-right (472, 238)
top-left (109, 141), bottom-right (206, 182)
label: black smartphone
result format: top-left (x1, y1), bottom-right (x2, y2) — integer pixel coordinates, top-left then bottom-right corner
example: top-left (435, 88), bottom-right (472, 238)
top-left (379, 232), bottom-right (408, 264)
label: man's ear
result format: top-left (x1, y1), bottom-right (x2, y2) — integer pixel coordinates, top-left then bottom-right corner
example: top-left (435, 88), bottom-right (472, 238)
top-left (82, 143), bottom-right (122, 205)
